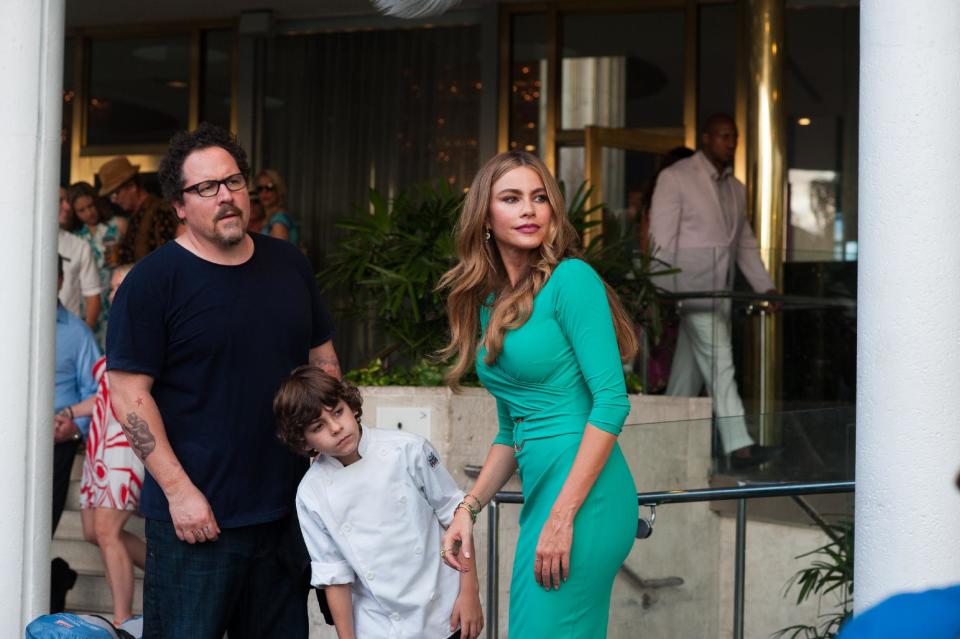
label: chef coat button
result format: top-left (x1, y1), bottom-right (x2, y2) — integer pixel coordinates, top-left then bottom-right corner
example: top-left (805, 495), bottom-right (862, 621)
top-left (341, 523), bottom-right (352, 534)
top-left (391, 612), bottom-right (401, 622)
top-left (366, 571), bottom-right (375, 581)
top-left (325, 478), bottom-right (333, 486)
top-left (414, 545), bottom-right (423, 555)
top-left (398, 495), bottom-right (407, 504)
top-left (429, 591), bottom-right (437, 601)
top-left (378, 447), bottom-right (388, 457)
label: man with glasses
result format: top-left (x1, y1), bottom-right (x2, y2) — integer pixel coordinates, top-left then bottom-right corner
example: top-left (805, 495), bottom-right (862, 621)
top-left (97, 156), bottom-right (180, 264)
top-left (106, 123), bottom-right (340, 638)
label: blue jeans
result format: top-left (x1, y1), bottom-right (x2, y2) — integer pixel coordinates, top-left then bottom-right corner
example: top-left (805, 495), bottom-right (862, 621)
top-left (143, 517), bottom-right (308, 639)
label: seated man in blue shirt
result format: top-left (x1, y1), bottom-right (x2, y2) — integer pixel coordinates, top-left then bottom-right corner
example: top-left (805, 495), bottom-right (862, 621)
top-left (50, 255), bottom-right (100, 612)
top-left (52, 255), bottom-right (100, 531)
top-left (837, 470), bottom-right (960, 639)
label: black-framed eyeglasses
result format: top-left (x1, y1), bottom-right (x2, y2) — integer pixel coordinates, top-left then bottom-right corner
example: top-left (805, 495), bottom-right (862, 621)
top-left (255, 183), bottom-right (276, 193)
top-left (182, 173), bottom-right (247, 198)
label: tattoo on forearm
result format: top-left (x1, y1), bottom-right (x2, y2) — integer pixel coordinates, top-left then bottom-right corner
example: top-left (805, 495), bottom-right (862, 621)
top-left (313, 357), bottom-right (341, 373)
top-left (124, 412), bottom-right (157, 461)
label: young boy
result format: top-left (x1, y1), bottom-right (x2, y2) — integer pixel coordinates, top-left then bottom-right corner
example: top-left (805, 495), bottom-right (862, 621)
top-left (274, 366), bottom-right (484, 639)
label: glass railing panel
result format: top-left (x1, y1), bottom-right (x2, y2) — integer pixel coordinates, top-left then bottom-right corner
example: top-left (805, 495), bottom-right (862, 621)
top-left (633, 246), bottom-right (857, 412)
top-left (617, 408), bottom-right (854, 483)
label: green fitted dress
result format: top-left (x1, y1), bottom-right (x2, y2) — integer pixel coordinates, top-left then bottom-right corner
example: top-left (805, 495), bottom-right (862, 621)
top-left (477, 258), bottom-right (638, 638)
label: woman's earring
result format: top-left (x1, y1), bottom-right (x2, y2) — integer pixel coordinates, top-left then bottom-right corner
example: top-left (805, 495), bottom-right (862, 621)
top-left (484, 228), bottom-right (491, 241)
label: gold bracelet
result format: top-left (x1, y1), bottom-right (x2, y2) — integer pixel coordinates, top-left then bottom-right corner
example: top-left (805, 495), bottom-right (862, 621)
top-left (464, 493), bottom-right (483, 511)
top-left (455, 501), bottom-right (479, 523)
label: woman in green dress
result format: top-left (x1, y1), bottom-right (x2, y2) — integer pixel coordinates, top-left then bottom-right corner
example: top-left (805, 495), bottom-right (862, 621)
top-left (439, 151), bottom-right (639, 637)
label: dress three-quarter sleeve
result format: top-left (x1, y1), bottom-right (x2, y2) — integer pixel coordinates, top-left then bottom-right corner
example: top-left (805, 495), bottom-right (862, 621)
top-left (492, 398), bottom-right (516, 447)
top-left (553, 259), bottom-right (631, 436)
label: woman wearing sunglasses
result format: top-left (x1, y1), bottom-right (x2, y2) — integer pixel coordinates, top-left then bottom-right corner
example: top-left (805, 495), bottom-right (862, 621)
top-left (254, 168), bottom-right (300, 246)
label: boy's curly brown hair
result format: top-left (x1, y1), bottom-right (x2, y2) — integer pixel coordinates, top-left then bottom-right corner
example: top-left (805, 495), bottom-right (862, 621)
top-left (274, 365), bottom-right (363, 455)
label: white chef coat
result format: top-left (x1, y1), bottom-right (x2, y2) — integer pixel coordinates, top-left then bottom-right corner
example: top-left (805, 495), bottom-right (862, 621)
top-left (296, 426), bottom-right (465, 639)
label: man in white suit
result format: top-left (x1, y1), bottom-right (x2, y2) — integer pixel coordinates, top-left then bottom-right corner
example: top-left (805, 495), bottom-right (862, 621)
top-left (650, 113), bottom-right (779, 467)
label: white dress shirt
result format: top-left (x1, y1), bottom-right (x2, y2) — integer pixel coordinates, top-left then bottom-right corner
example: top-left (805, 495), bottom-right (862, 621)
top-left (296, 426), bottom-right (464, 639)
top-left (58, 229), bottom-right (103, 317)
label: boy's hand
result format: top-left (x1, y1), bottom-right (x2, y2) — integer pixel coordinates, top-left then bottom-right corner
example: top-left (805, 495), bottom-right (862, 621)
top-left (450, 591), bottom-right (484, 639)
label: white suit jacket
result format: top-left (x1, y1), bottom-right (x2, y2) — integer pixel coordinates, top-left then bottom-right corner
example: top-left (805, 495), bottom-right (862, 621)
top-left (649, 151), bottom-right (775, 308)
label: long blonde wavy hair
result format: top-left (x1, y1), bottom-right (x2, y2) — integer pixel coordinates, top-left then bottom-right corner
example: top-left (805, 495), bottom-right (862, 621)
top-left (437, 151), bottom-right (638, 389)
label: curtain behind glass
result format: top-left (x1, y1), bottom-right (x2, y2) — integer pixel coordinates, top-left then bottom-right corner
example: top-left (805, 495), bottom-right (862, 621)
top-left (262, 26), bottom-right (482, 368)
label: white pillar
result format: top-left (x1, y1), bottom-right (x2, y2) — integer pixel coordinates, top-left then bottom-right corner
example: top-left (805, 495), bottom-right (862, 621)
top-left (856, 0), bottom-right (960, 613)
top-left (0, 0), bottom-right (64, 630)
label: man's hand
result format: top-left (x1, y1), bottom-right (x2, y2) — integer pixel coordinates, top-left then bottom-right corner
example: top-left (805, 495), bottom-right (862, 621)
top-left (166, 479), bottom-right (221, 544)
top-left (53, 414), bottom-right (80, 443)
top-left (764, 288), bottom-right (782, 314)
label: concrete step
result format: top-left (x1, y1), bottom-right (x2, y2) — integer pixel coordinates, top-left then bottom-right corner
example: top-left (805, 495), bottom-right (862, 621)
top-left (70, 448), bottom-right (84, 481)
top-left (51, 538), bottom-right (145, 577)
top-left (66, 480), bottom-right (83, 511)
top-left (55, 508), bottom-right (145, 542)
top-left (66, 572), bottom-right (143, 616)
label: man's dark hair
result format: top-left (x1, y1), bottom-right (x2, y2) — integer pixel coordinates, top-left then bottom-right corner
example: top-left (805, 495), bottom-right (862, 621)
top-left (157, 122), bottom-right (250, 205)
top-left (274, 366), bottom-right (364, 455)
top-left (701, 112), bottom-right (737, 136)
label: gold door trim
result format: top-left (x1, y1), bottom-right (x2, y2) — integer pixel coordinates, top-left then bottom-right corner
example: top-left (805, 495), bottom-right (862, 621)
top-left (582, 126), bottom-right (685, 245)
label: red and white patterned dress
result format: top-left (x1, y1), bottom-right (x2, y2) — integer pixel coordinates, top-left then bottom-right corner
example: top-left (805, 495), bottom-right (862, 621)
top-left (79, 356), bottom-right (144, 511)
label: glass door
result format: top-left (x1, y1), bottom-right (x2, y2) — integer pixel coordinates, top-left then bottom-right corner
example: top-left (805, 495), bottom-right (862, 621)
top-left (581, 126), bottom-right (686, 246)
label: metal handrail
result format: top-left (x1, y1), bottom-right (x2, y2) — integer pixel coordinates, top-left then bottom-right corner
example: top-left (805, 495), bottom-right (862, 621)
top-left (484, 480), bottom-right (855, 639)
top-left (658, 289), bottom-right (856, 310)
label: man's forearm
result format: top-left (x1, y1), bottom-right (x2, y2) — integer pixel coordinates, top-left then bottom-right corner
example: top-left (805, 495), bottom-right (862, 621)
top-left (310, 340), bottom-right (342, 380)
top-left (110, 372), bottom-right (191, 495)
top-left (84, 294), bottom-right (101, 330)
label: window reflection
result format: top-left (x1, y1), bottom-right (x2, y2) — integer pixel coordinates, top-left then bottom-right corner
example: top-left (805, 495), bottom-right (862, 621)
top-left (86, 37), bottom-right (190, 146)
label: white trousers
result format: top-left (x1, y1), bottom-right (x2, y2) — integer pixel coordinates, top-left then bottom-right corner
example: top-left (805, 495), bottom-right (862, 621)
top-left (666, 310), bottom-right (755, 454)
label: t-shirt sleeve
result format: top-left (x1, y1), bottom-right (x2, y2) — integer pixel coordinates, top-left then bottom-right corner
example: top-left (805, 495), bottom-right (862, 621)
top-left (105, 261), bottom-right (167, 377)
top-left (553, 260), bottom-right (630, 436)
top-left (269, 212), bottom-right (294, 231)
top-left (296, 487), bottom-right (354, 587)
top-left (409, 438), bottom-right (464, 526)
top-left (492, 398), bottom-right (515, 448)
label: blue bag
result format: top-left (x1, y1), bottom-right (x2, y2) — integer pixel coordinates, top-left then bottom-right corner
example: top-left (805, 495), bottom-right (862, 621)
top-left (25, 613), bottom-right (135, 639)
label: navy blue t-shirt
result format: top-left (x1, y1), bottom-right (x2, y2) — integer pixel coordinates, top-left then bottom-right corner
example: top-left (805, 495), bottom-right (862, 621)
top-left (106, 233), bottom-right (334, 527)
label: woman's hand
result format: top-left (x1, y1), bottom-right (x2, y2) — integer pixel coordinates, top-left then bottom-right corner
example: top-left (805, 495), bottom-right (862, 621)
top-left (534, 510), bottom-right (574, 590)
top-left (441, 508), bottom-right (474, 572)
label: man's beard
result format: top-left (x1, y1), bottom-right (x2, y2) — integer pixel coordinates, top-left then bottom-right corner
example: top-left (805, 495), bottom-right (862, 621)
top-left (208, 204), bottom-right (247, 247)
